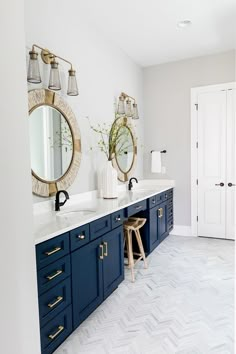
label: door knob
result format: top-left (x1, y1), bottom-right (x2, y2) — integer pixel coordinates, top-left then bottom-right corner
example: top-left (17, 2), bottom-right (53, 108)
top-left (228, 182), bottom-right (235, 187)
top-left (215, 182), bottom-right (224, 187)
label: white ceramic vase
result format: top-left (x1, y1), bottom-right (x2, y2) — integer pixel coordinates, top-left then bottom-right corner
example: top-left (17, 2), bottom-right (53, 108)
top-left (102, 160), bottom-right (118, 199)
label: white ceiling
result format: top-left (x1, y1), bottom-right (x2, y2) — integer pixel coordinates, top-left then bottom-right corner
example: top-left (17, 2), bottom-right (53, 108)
top-left (74, 0), bottom-right (236, 67)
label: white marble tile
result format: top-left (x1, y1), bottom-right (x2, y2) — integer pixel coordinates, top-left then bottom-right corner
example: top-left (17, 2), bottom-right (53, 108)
top-left (54, 236), bottom-right (234, 354)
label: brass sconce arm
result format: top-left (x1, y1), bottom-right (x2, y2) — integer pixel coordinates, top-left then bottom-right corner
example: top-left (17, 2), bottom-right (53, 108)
top-left (31, 44), bottom-right (74, 69)
top-left (120, 92), bottom-right (136, 103)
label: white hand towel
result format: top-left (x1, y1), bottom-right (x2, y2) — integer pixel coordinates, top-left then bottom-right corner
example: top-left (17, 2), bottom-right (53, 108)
top-left (151, 151), bottom-right (162, 173)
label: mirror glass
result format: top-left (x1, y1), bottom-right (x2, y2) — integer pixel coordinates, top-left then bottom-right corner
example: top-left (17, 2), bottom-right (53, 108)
top-left (29, 105), bottom-right (73, 181)
top-left (115, 126), bottom-right (134, 173)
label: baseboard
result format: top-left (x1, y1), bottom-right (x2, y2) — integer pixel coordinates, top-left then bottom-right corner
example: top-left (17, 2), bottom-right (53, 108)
top-left (170, 225), bottom-right (195, 237)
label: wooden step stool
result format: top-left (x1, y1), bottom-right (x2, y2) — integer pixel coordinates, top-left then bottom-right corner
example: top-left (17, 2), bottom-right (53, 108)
top-left (123, 217), bottom-right (148, 282)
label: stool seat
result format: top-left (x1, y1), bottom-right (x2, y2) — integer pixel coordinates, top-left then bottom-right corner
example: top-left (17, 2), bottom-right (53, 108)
top-left (123, 217), bottom-right (148, 282)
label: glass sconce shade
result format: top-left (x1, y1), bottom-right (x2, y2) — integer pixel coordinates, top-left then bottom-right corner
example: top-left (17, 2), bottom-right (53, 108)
top-left (125, 98), bottom-right (133, 117)
top-left (48, 59), bottom-right (61, 91)
top-left (117, 95), bottom-right (125, 115)
top-left (132, 103), bottom-right (139, 119)
top-left (27, 50), bottom-right (41, 84)
top-left (67, 69), bottom-right (79, 96)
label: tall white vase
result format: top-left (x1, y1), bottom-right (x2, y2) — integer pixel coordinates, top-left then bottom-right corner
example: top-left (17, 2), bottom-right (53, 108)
top-left (102, 160), bottom-right (118, 199)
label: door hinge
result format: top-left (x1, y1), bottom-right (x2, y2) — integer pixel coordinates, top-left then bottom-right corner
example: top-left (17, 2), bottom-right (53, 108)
top-left (196, 179), bottom-right (198, 185)
top-left (195, 103), bottom-right (198, 111)
top-left (196, 141), bottom-right (198, 148)
top-left (197, 216), bottom-right (198, 222)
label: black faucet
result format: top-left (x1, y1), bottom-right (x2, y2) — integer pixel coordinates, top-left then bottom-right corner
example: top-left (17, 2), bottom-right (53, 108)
top-left (128, 177), bottom-right (138, 191)
top-left (55, 190), bottom-right (69, 211)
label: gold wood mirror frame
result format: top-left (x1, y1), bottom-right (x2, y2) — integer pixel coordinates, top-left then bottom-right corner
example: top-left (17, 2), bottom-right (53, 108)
top-left (111, 116), bottom-right (137, 182)
top-left (28, 89), bottom-right (82, 197)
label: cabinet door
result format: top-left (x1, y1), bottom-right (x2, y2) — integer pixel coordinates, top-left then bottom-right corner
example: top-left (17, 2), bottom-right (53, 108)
top-left (71, 238), bottom-right (103, 329)
top-left (103, 227), bottom-right (124, 299)
top-left (149, 206), bottom-right (159, 252)
top-left (158, 202), bottom-right (168, 243)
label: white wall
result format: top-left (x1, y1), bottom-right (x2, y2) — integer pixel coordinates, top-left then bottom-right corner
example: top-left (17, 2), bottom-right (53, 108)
top-left (0, 0), bottom-right (41, 353)
top-left (24, 0), bottom-right (144, 202)
top-left (143, 50), bottom-right (235, 228)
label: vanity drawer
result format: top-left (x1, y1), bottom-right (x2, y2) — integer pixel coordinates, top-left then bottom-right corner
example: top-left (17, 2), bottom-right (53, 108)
top-left (162, 191), bottom-right (169, 202)
top-left (70, 224), bottom-right (90, 251)
top-left (125, 199), bottom-right (147, 217)
top-left (39, 277), bottom-right (72, 328)
top-left (168, 220), bottom-right (174, 232)
top-left (155, 193), bottom-right (163, 205)
top-left (40, 305), bottom-right (72, 354)
top-left (36, 233), bottom-right (70, 271)
top-left (37, 255), bottom-right (71, 296)
top-left (148, 195), bottom-right (157, 209)
top-left (111, 209), bottom-right (125, 229)
top-left (167, 197), bottom-right (173, 207)
top-left (167, 189), bottom-right (173, 200)
top-left (90, 215), bottom-right (111, 241)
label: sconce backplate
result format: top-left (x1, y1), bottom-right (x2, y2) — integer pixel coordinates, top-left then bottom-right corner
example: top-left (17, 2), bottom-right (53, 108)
top-left (41, 48), bottom-right (52, 64)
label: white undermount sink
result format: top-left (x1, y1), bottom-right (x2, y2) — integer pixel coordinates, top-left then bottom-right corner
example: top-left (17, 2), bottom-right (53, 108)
top-left (56, 209), bottom-right (96, 218)
top-left (130, 189), bottom-right (157, 195)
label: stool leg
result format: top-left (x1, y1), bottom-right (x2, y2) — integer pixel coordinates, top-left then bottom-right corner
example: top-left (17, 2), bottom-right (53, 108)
top-left (135, 230), bottom-right (148, 269)
top-left (127, 230), bottom-right (135, 282)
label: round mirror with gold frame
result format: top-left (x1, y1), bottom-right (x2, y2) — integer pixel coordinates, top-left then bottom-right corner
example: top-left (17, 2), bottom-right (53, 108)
top-left (111, 116), bottom-right (137, 182)
top-left (28, 89), bottom-right (81, 197)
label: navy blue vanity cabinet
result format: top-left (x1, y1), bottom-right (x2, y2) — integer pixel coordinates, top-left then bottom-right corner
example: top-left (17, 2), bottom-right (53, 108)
top-left (36, 234), bottom-right (72, 354)
top-left (40, 305), bottom-right (72, 354)
top-left (167, 189), bottom-right (174, 232)
top-left (136, 189), bottom-right (173, 255)
top-left (71, 223), bottom-right (124, 329)
top-left (103, 227), bottom-right (124, 299)
top-left (157, 200), bottom-right (169, 243)
top-left (71, 237), bottom-right (103, 329)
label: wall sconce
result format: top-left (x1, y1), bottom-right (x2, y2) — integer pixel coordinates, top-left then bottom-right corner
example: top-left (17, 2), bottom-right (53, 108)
top-left (117, 92), bottom-right (139, 119)
top-left (27, 44), bottom-right (79, 96)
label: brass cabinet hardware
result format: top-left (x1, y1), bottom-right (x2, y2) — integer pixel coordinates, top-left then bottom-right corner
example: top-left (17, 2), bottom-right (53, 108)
top-left (158, 208), bottom-right (163, 218)
top-left (103, 242), bottom-right (108, 257)
top-left (48, 325), bottom-right (64, 340)
top-left (78, 234), bottom-right (85, 240)
top-left (135, 205), bottom-right (142, 210)
top-left (45, 247), bottom-right (61, 256)
top-left (47, 296), bottom-right (63, 309)
top-left (99, 244), bottom-right (104, 260)
top-left (115, 217), bottom-right (121, 221)
top-left (46, 269), bottom-right (63, 281)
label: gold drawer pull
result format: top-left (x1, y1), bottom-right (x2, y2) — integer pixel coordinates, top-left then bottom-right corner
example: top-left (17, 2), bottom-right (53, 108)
top-left (47, 296), bottom-right (63, 309)
top-left (99, 244), bottom-right (104, 260)
top-left (46, 270), bottom-right (63, 281)
top-left (115, 217), bottom-right (121, 221)
top-left (78, 234), bottom-right (85, 240)
top-left (45, 247), bottom-right (61, 256)
top-left (48, 325), bottom-right (64, 340)
top-left (103, 242), bottom-right (108, 257)
top-left (158, 208), bottom-right (163, 218)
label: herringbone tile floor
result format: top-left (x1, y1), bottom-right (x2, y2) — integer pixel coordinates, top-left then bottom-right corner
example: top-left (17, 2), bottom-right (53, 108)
top-left (55, 235), bottom-right (234, 354)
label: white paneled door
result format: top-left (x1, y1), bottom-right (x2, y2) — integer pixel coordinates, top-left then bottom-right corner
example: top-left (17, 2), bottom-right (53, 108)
top-left (193, 84), bottom-right (235, 239)
top-left (226, 89), bottom-right (235, 239)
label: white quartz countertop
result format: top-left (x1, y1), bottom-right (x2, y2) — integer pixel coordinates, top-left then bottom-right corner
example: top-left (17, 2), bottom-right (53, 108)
top-left (33, 179), bottom-right (175, 245)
